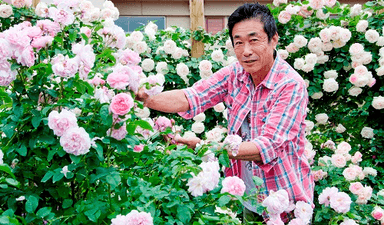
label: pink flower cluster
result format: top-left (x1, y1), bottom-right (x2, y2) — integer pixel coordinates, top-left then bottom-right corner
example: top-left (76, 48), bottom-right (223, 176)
top-left (142, 75), bottom-right (165, 96)
top-left (110, 93), bottom-right (134, 116)
top-left (48, 109), bottom-right (91, 156)
top-left (111, 210), bottom-right (153, 225)
top-left (312, 169), bottom-right (328, 182)
top-left (220, 176), bottom-right (246, 196)
top-left (97, 23), bottom-right (126, 49)
top-left (371, 206), bottom-right (384, 224)
top-left (342, 164), bottom-right (365, 181)
top-left (108, 118), bottom-right (128, 141)
top-left (318, 187), bottom-right (352, 214)
top-left (349, 182), bottom-right (373, 204)
top-left (107, 64), bottom-right (140, 92)
top-left (187, 161), bottom-right (220, 197)
top-left (72, 42), bottom-right (95, 79)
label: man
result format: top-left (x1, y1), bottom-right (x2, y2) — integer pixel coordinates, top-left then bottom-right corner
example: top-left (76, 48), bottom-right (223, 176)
top-left (137, 3), bottom-right (314, 223)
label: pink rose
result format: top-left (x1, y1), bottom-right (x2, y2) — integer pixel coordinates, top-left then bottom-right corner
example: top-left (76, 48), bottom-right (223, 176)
top-left (309, 0), bottom-right (325, 10)
top-left (48, 6), bottom-right (75, 26)
top-left (288, 218), bottom-right (305, 225)
top-left (36, 19), bottom-right (61, 36)
top-left (330, 191), bottom-right (352, 214)
top-left (31, 36), bottom-right (53, 49)
top-left (108, 65), bottom-right (140, 92)
top-left (80, 27), bottom-right (92, 38)
top-left (48, 109), bottom-right (78, 136)
top-left (11, 0), bottom-right (32, 8)
top-left (349, 182), bottom-right (363, 195)
top-left (0, 68), bottom-right (17, 86)
top-left (60, 127), bottom-right (91, 156)
top-left (117, 48), bottom-right (141, 66)
top-left (220, 176), bottom-right (246, 196)
top-left (266, 216), bottom-right (284, 225)
top-left (88, 76), bottom-right (105, 86)
top-left (133, 144), bottom-right (144, 153)
top-left (125, 210), bottom-right (153, 225)
top-left (331, 153), bottom-right (347, 168)
top-left (110, 93), bottom-right (134, 116)
top-left (372, 206), bottom-right (384, 220)
top-left (109, 122), bottom-right (127, 141)
top-left (356, 186), bottom-right (372, 204)
top-left (294, 201), bottom-right (313, 223)
top-left (154, 116), bottom-right (172, 132)
top-left (17, 45), bottom-right (35, 67)
top-left (313, 169), bottom-right (327, 182)
top-left (351, 151), bottom-right (362, 164)
top-left (51, 54), bottom-right (79, 78)
top-left (107, 71), bottom-right (130, 90)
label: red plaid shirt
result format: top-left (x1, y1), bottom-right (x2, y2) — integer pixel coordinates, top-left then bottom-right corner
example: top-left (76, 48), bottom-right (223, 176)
top-left (179, 55), bottom-right (314, 206)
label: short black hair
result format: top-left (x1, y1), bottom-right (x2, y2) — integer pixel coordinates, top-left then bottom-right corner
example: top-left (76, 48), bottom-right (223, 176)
top-left (228, 3), bottom-right (277, 46)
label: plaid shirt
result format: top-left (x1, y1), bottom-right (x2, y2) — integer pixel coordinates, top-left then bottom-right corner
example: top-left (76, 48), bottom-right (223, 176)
top-left (179, 55), bottom-right (314, 206)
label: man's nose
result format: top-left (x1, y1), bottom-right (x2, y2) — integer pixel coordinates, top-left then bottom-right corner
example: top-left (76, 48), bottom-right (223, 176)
top-left (243, 42), bottom-right (252, 57)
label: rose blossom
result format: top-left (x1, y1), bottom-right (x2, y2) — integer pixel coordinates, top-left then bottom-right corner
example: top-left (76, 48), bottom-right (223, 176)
top-left (154, 116), bottom-right (172, 132)
top-left (349, 43), bottom-right (364, 55)
top-left (123, 210), bottom-right (153, 225)
top-left (51, 54), bottom-right (78, 78)
top-left (331, 153), bottom-right (346, 168)
top-left (324, 70), bottom-right (338, 79)
top-left (211, 49), bottom-right (224, 62)
top-left (309, 0), bottom-right (324, 10)
top-left (372, 96), bottom-right (384, 109)
top-left (294, 201), bottom-right (313, 223)
top-left (356, 20), bottom-right (368, 32)
top-left (356, 186), bottom-right (372, 204)
top-left (133, 144), bottom-right (144, 153)
top-left (221, 176), bottom-right (246, 196)
top-left (213, 102), bottom-right (225, 113)
top-left (60, 127), bottom-right (91, 156)
top-left (199, 60), bottom-right (212, 72)
top-left (330, 191), bottom-right (352, 213)
top-left (351, 151), bottom-right (362, 164)
top-left (372, 206), bottom-right (384, 220)
top-left (343, 167), bottom-right (360, 181)
top-left (0, 68), bottom-right (17, 86)
top-left (293, 58), bottom-right (305, 70)
top-left (323, 78), bottom-right (339, 92)
top-left (313, 169), bottom-right (327, 181)
top-left (187, 161), bottom-right (220, 197)
top-left (176, 63), bottom-right (189, 83)
top-left (134, 107), bottom-right (150, 118)
top-left (315, 113), bottom-right (328, 124)
top-left (340, 219), bottom-right (358, 225)
top-left (335, 141), bottom-right (351, 155)
top-left (286, 43), bottom-right (299, 53)
top-left (191, 122), bottom-right (205, 134)
top-left (319, 187), bottom-right (338, 206)
top-left (141, 58), bottom-right (155, 72)
top-left (365, 29), bottom-right (380, 43)
top-left (335, 124), bottom-right (346, 133)
top-left (110, 93), bottom-right (134, 116)
top-left (293, 35), bottom-right (308, 48)
top-left (363, 167), bottom-right (377, 177)
top-left (109, 122), bottom-right (127, 141)
top-left (307, 37), bottom-right (322, 53)
top-left (94, 86), bottom-right (114, 103)
top-left (316, 9), bottom-right (329, 20)
top-left (304, 120), bottom-right (314, 133)
top-left (262, 189), bottom-right (290, 216)
top-left (348, 86), bottom-right (362, 96)
top-left (361, 127), bottom-right (374, 139)
top-left (278, 11), bottom-right (291, 24)
top-left (205, 127), bottom-right (224, 142)
top-left (48, 109), bottom-right (78, 137)
top-left (156, 61), bottom-right (168, 74)
top-left (0, 4), bottom-right (12, 18)
top-left (193, 113), bottom-right (206, 122)
top-left (277, 49), bottom-right (289, 59)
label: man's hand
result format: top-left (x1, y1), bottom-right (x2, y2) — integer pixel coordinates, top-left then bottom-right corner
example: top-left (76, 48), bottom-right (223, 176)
top-left (135, 87), bottom-right (149, 103)
top-left (174, 135), bottom-right (202, 149)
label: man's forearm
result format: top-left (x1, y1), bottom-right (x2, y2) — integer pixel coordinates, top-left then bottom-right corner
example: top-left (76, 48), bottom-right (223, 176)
top-left (228, 142), bottom-right (262, 161)
top-left (144, 90), bottom-right (190, 113)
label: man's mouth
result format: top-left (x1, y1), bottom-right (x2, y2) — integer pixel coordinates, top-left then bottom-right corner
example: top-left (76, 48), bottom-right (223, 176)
top-left (243, 59), bottom-right (257, 63)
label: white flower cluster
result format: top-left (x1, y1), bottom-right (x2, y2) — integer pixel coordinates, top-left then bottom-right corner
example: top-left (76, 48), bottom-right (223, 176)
top-left (192, 113), bottom-right (206, 134)
top-left (376, 47), bottom-right (384, 76)
top-left (349, 43), bottom-right (372, 68)
top-left (349, 65), bottom-right (375, 88)
top-left (199, 60), bottom-right (213, 79)
top-left (176, 63), bottom-right (190, 84)
top-left (158, 39), bottom-right (188, 60)
top-left (126, 31), bottom-right (148, 54)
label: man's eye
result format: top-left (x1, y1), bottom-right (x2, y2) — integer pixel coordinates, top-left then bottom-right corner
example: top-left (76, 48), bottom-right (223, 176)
top-left (250, 39), bottom-right (258, 42)
top-left (235, 42), bottom-right (242, 45)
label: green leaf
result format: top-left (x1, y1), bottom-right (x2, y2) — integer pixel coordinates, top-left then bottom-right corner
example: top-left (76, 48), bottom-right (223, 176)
top-left (62, 199), bottom-right (73, 209)
top-left (105, 172), bottom-right (121, 189)
top-left (70, 155), bottom-right (82, 164)
top-left (252, 176), bottom-right (264, 186)
top-left (84, 207), bottom-right (100, 222)
top-left (94, 144), bottom-right (104, 161)
top-left (32, 115), bottom-right (42, 129)
top-left (52, 173), bottom-right (64, 183)
top-left (2, 123), bottom-right (16, 138)
top-left (218, 152), bottom-right (230, 168)
top-left (100, 105), bottom-right (112, 126)
top-left (16, 145), bottom-right (27, 157)
top-left (218, 195), bottom-right (231, 207)
top-left (177, 205), bottom-right (191, 224)
top-left (5, 178), bottom-right (19, 187)
top-left (41, 171), bottom-right (54, 183)
top-left (26, 195), bottom-right (39, 213)
top-left (36, 207), bottom-right (51, 218)
top-left (0, 164), bottom-right (15, 178)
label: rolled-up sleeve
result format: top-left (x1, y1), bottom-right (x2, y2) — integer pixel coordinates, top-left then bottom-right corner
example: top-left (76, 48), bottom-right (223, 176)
top-left (178, 66), bottom-right (231, 119)
top-left (252, 81), bottom-right (308, 173)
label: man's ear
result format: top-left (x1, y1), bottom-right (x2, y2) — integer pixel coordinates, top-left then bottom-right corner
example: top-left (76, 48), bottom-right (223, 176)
top-left (271, 33), bottom-right (279, 49)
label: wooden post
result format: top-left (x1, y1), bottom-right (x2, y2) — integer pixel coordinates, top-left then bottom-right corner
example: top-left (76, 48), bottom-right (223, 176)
top-left (33, 0), bottom-right (40, 7)
top-left (189, 0), bottom-right (205, 58)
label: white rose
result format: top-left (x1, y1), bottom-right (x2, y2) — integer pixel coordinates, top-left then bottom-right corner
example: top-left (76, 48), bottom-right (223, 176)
top-left (294, 58), bottom-right (305, 70)
top-left (103, 0), bottom-right (115, 9)
top-left (324, 70), bottom-right (338, 79)
top-left (363, 167), bottom-right (377, 177)
top-left (200, 70), bottom-right (213, 80)
top-left (176, 63), bottom-right (189, 77)
top-left (172, 47), bottom-right (184, 60)
top-left (183, 131), bottom-right (197, 139)
top-left (294, 35), bottom-right (308, 48)
top-left (339, 28), bottom-right (352, 43)
top-left (335, 124), bottom-right (346, 133)
top-left (372, 96), bottom-right (384, 109)
top-left (323, 78), bottom-right (339, 92)
top-left (0, 4), bottom-right (12, 18)
top-left (365, 29), bottom-right (380, 43)
top-left (332, 39), bottom-right (347, 49)
top-left (130, 31), bottom-right (144, 43)
top-left (156, 62), bottom-right (168, 74)
top-left (302, 63), bottom-right (315, 73)
top-left (213, 102), bottom-right (226, 113)
top-left (191, 122), bottom-right (205, 134)
top-left (311, 92), bottom-right (323, 99)
top-left (133, 41), bottom-right (147, 54)
top-left (376, 37), bottom-right (384, 47)
top-left (350, 4), bottom-right (362, 17)
top-left (308, 37), bottom-right (322, 53)
top-left (278, 10), bottom-right (291, 24)
top-left (286, 43), bottom-right (299, 53)
top-left (226, 56), bottom-right (238, 66)
top-left (285, 4), bottom-right (301, 14)
top-left (319, 28), bottom-right (331, 43)
top-left (155, 73), bottom-right (165, 85)
top-left (361, 127), bottom-right (374, 139)
top-left (199, 60), bottom-right (212, 72)
top-left (349, 43), bottom-right (364, 55)
top-left (193, 113), bottom-right (206, 122)
top-left (378, 65), bottom-right (384, 76)
top-left (211, 49), bottom-right (224, 62)
top-left (305, 53), bottom-right (317, 65)
top-left (277, 49), bottom-right (289, 60)
top-left (356, 20), bottom-right (368, 32)
top-left (34, 2), bottom-right (48, 17)
top-left (205, 127), bottom-right (224, 142)
top-left (315, 113), bottom-right (329, 124)
top-left (348, 87), bottom-right (363, 96)
top-left (222, 109), bottom-right (228, 120)
top-left (163, 39), bottom-right (177, 54)
top-left (305, 120), bottom-right (315, 133)
top-left (135, 107), bottom-right (150, 118)
top-left (304, 79), bottom-right (310, 88)
top-left (329, 26), bottom-right (341, 41)
top-left (141, 59), bottom-right (155, 72)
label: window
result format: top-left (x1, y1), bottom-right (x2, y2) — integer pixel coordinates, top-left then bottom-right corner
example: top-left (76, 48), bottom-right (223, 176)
top-left (115, 16), bottom-right (166, 33)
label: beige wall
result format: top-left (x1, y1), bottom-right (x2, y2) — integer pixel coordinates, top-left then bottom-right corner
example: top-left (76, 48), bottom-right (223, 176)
top-left (40, 0), bottom-right (105, 8)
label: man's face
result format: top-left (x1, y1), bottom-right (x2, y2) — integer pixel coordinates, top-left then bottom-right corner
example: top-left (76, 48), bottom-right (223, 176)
top-left (232, 19), bottom-right (278, 77)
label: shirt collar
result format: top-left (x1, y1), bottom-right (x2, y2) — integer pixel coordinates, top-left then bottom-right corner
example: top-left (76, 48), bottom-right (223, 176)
top-left (237, 53), bottom-right (282, 90)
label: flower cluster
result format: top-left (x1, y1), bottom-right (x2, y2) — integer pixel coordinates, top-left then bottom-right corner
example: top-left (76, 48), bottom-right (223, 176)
top-left (111, 210), bottom-right (153, 225)
top-left (187, 161), bottom-right (220, 197)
